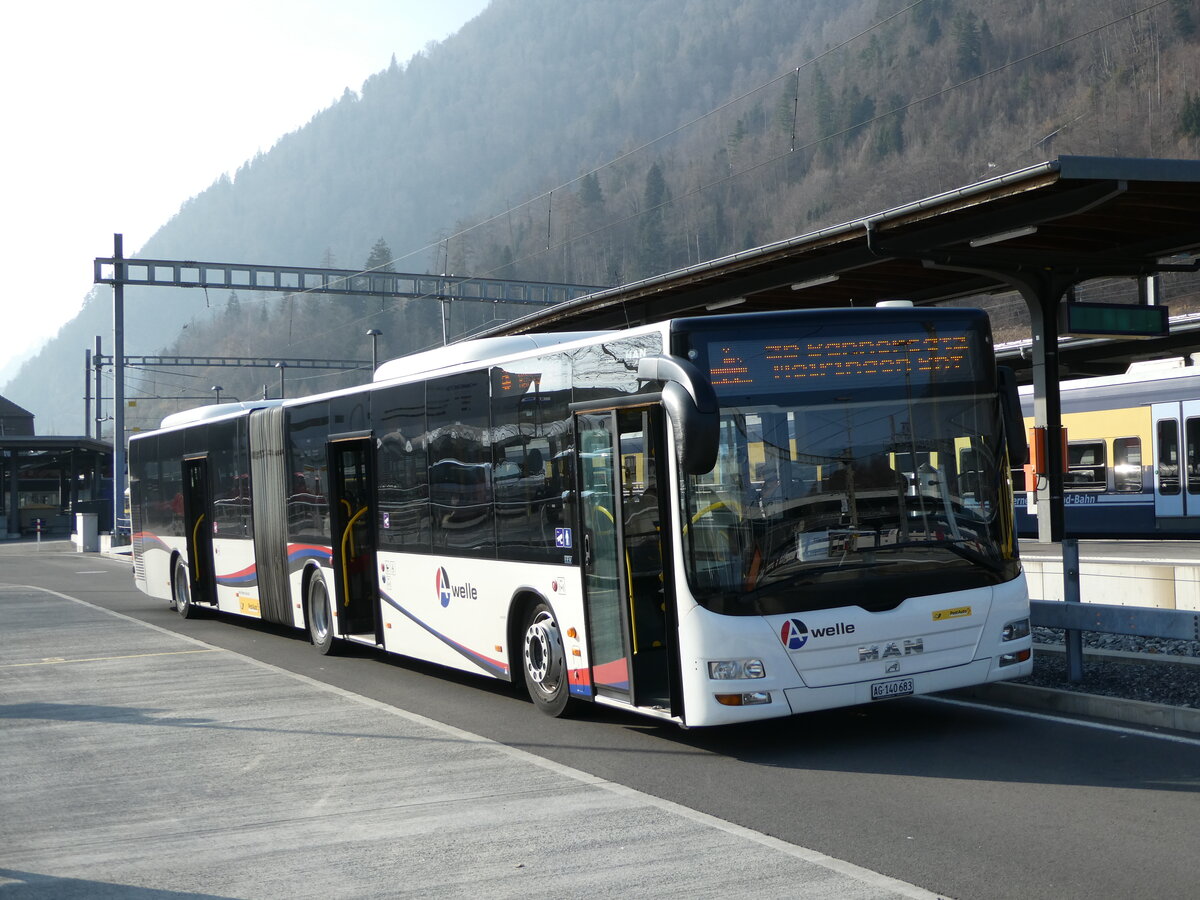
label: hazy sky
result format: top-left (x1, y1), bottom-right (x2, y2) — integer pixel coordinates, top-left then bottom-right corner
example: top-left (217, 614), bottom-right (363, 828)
top-left (0, 0), bottom-right (491, 387)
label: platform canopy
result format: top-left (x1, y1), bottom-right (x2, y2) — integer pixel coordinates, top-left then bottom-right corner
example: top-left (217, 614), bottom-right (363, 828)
top-left (495, 155), bottom-right (1200, 344)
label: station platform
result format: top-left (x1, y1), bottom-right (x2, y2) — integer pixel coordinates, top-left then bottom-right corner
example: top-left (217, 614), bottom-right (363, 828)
top-left (1017, 538), bottom-right (1200, 610)
top-left (0, 579), bottom-right (937, 899)
top-left (1019, 538), bottom-right (1200, 564)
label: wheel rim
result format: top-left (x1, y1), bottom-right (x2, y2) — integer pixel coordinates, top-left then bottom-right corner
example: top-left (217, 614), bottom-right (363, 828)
top-left (310, 580), bottom-right (330, 642)
top-left (524, 610), bottom-right (564, 696)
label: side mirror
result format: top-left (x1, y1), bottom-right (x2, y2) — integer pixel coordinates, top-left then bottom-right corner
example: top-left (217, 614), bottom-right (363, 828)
top-left (996, 366), bottom-right (1028, 466)
top-left (637, 354), bottom-right (719, 475)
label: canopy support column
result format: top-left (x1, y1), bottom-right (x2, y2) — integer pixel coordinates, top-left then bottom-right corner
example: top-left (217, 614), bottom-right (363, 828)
top-left (1001, 269), bottom-right (1081, 544)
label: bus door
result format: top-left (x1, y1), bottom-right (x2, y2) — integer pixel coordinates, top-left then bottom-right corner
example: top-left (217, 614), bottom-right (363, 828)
top-left (575, 405), bottom-right (679, 714)
top-left (1153, 400), bottom-right (1200, 519)
top-left (327, 435), bottom-right (381, 641)
top-left (181, 455), bottom-right (215, 606)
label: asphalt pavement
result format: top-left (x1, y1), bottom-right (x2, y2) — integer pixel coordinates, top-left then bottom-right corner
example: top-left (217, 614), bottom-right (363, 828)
top-left (0, 545), bottom-right (939, 900)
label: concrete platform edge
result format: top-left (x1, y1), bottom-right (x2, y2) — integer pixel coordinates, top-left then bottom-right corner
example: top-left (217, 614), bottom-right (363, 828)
top-left (2, 582), bottom-right (945, 900)
top-left (948, 682), bottom-right (1200, 734)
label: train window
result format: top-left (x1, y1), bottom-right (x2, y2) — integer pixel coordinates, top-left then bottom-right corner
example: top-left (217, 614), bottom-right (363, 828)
top-left (1157, 419), bottom-right (1180, 495)
top-left (1066, 441), bottom-right (1106, 491)
top-left (1113, 437), bottom-right (1142, 493)
top-left (1187, 418), bottom-right (1200, 495)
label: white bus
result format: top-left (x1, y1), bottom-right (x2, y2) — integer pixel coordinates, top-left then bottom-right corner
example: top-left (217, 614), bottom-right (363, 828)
top-left (129, 306), bottom-right (1032, 727)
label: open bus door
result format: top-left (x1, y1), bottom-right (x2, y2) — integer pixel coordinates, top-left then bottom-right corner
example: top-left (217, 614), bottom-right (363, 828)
top-left (327, 435), bottom-right (381, 641)
top-left (181, 455), bottom-right (215, 608)
top-left (574, 405), bottom-right (681, 717)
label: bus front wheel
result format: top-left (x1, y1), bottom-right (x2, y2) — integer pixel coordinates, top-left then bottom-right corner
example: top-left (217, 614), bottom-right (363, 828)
top-left (173, 558), bottom-right (201, 619)
top-left (306, 571), bottom-right (337, 655)
top-left (522, 601), bottom-right (569, 716)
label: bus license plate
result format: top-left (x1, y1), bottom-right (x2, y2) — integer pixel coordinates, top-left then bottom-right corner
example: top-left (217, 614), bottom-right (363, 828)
top-left (870, 677), bottom-right (914, 700)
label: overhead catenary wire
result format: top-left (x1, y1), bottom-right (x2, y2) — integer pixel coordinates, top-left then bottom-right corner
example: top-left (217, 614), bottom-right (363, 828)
top-left (434, 0), bottom-right (1175, 292)
top-left (370, 0), bottom-right (932, 280)
top-left (198, 1), bottom-right (1171, 342)
top-left (163, 0), bottom-right (1180, 383)
top-left (178, 0), bottom-right (1177, 329)
top-left (190, 0), bottom-right (931, 318)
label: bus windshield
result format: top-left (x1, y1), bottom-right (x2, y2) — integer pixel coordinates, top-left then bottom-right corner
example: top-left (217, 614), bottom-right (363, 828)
top-left (676, 310), bottom-right (1020, 616)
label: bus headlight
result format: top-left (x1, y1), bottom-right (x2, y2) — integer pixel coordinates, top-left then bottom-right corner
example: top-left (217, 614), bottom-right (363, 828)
top-left (708, 659), bottom-right (765, 680)
top-left (1001, 618), bottom-right (1030, 642)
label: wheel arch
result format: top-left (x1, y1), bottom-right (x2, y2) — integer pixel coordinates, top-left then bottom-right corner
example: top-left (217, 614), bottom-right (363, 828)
top-left (507, 588), bottom-right (551, 695)
top-left (169, 550), bottom-right (186, 603)
top-left (299, 562), bottom-right (324, 634)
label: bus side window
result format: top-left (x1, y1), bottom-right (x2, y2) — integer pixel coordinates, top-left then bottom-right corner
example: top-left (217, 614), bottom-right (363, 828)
top-left (373, 382), bottom-right (430, 552)
top-left (1113, 437), bottom-right (1142, 493)
top-left (428, 372), bottom-right (494, 558)
top-left (1066, 440), bottom-right (1106, 491)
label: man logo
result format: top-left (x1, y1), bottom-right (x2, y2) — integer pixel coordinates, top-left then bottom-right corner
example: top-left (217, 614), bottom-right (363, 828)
top-left (436, 567), bottom-right (452, 608)
top-left (780, 619), bottom-right (809, 650)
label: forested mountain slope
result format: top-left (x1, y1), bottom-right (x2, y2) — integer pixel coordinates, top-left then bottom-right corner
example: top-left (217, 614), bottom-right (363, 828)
top-left (8, 0), bottom-right (1199, 433)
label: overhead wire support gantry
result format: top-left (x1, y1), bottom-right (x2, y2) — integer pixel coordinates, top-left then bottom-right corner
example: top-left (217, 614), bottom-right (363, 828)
top-left (93, 236), bottom-right (607, 542)
top-left (95, 354), bottom-right (370, 371)
top-left (92, 255), bottom-right (602, 313)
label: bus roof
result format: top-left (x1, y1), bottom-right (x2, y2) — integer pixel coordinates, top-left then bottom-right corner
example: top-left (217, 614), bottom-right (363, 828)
top-left (158, 399), bottom-right (285, 430)
top-left (373, 332), bottom-right (608, 383)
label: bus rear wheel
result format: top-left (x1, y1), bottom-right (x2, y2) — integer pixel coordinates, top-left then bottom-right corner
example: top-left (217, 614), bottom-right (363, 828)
top-left (306, 571), bottom-right (337, 655)
top-left (522, 601), bottom-right (569, 717)
top-left (173, 557), bottom-right (201, 619)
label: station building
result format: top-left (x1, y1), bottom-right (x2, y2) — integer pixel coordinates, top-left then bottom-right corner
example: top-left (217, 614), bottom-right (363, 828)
top-left (0, 393), bottom-right (113, 539)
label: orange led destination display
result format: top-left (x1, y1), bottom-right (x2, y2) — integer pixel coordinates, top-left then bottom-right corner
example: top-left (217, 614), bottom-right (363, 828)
top-left (708, 333), bottom-right (974, 391)
top-left (494, 370), bottom-right (541, 393)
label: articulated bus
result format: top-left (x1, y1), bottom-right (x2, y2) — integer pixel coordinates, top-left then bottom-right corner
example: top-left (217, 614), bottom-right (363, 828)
top-left (129, 306), bottom-right (1032, 727)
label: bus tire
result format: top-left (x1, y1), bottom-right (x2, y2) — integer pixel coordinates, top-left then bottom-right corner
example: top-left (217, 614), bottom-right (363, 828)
top-left (173, 557), bottom-right (201, 619)
top-left (521, 600), bottom-right (570, 717)
top-left (306, 570), bottom-right (337, 655)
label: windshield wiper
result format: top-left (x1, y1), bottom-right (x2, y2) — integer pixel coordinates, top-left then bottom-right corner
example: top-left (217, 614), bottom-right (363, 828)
top-left (875, 539), bottom-right (1006, 574)
top-left (744, 558), bottom-right (900, 599)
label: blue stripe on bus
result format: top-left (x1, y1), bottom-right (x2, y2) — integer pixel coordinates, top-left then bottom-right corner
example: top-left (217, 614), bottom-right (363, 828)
top-left (378, 588), bottom-right (510, 679)
top-left (287, 544), bottom-right (333, 568)
top-left (216, 565), bottom-right (258, 588)
top-left (134, 532), bottom-right (171, 555)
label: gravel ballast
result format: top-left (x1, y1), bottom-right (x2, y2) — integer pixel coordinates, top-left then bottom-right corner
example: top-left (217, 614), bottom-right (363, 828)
top-left (1014, 627), bottom-right (1200, 710)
